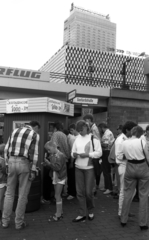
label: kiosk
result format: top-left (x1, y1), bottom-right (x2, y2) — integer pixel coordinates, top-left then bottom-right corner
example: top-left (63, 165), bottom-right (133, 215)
top-left (0, 97), bottom-right (74, 212)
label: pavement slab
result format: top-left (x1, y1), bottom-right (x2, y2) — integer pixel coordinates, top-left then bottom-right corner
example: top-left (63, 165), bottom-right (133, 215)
top-left (1, 190), bottom-right (149, 240)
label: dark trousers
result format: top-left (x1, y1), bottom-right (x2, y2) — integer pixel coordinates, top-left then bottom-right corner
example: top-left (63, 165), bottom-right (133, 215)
top-left (67, 162), bottom-right (76, 197)
top-left (43, 168), bottom-right (54, 200)
top-left (102, 150), bottom-right (113, 191)
top-left (95, 162), bottom-right (103, 186)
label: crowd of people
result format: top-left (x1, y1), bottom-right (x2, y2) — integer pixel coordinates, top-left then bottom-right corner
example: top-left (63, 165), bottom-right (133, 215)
top-left (0, 115), bottom-right (149, 231)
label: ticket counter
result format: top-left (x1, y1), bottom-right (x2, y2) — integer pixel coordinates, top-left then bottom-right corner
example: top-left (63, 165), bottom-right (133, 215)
top-left (0, 97), bottom-right (74, 212)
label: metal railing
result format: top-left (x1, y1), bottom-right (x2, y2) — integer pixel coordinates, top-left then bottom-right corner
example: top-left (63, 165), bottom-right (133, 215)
top-left (50, 72), bottom-right (147, 91)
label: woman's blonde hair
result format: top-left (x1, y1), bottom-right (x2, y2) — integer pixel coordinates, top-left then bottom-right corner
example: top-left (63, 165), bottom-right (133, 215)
top-left (44, 141), bottom-right (57, 150)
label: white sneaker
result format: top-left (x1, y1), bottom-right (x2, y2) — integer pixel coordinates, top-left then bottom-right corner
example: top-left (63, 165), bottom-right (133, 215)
top-left (67, 195), bottom-right (74, 200)
top-left (103, 189), bottom-right (112, 195)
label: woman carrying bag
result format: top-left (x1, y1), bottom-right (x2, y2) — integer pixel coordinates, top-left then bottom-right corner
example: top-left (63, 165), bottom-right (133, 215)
top-left (71, 120), bottom-right (102, 222)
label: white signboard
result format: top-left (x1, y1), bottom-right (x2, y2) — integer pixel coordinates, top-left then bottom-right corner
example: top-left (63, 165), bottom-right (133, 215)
top-left (73, 97), bottom-right (98, 105)
top-left (6, 99), bottom-right (28, 114)
top-left (67, 89), bottom-right (76, 102)
top-left (48, 98), bottom-right (72, 115)
top-left (48, 98), bottom-right (62, 112)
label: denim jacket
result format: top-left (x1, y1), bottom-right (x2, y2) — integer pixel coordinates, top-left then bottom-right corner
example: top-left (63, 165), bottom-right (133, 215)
top-left (0, 156), bottom-right (7, 184)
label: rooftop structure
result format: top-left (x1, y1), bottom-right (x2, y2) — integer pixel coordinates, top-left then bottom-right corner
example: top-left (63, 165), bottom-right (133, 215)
top-left (63, 3), bottom-right (116, 52)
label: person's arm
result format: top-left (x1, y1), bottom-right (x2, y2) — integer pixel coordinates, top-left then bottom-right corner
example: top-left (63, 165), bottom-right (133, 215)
top-left (48, 155), bottom-right (63, 172)
top-left (108, 132), bottom-right (115, 149)
top-left (71, 138), bottom-right (78, 158)
top-left (29, 133), bottom-right (40, 172)
top-left (115, 142), bottom-right (123, 162)
top-left (4, 137), bottom-right (11, 164)
top-left (89, 138), bottom-right (102, 159)
top-left (143, 142), bottom-right (149, 164)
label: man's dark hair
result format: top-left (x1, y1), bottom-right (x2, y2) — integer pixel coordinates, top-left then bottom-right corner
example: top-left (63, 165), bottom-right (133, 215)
top-left (122, 121), bottom-right (137, 135)
top-left (131, 126), bottom-right (143, 138)
top-left (83, 114), bottom-right (94, 122)
top-left (98, 122), bottom-right (108, 129)
top-left (63, 129), bottom-right (69, 136)
top-left (69, 123), bottom-right (76, 130)
top-left (53, 122), bottom-right (63, 131)
top-left (29, 121), bottom-right (40, 129)
top-left (146, 125), bottom-right (149, 132)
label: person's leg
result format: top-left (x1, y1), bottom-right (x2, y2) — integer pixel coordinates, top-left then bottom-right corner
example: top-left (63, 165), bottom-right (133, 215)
top-left (75, 168), bottom-right (86, 217)
top-left (121, 163), bottom-right (137, 224)
top-left (67, 162), bottom-right (76, 197)
top-left (15, 158), bottom-right (31, 228)
top-left (54, 184), bottom-right (64, 218)
top-left (138, 163), bottom-right (149, 227)
top-left (102, 151), bottom-right (108, 190)
top-left (102, 150), bottom-right (113, 192)
top-left (85, 168), bottom-right (95, 215)
top-left (115, 164), bottom-right (120, 193)
top-left (2, 159), bottom-right (18, 227)
top-left (118, 164), bottom-right (126, 216)
top-left (0, 186), bottom-right (6, 212)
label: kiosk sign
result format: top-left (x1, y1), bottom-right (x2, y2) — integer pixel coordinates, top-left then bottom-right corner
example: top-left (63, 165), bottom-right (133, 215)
top-left (48, 98), bottom-right (72, 115)
top-left (48, 98), bottom-right (62, 112)
top-left (6, 99), bottom-right (28, 113)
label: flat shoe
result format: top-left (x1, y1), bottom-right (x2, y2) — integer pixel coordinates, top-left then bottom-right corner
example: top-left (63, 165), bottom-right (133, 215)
top-left (51, 215), bottom-right (63, 222)
top-left (128, 213), bottom-right (135, 217)
top-left (72, 216), bottom-right (86, 223)
top-left (15, 222), bottom-right (27, 230)
top-left (88, 214), bottom-right (94, 221)
top-left (2, 223), bottom-right (9, 229)
top-left (140, 226), bottom-right (148, 230)
top-left (121, 222), bottom-right (126, 227)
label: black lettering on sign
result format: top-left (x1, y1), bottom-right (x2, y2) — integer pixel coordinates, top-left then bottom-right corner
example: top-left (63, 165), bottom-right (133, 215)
top-left (20, 71), bottom-right (30, 78)
top-left (0, 68), bottom-right (5, 75)
top-left (14, 70), bottom-right (20, 77)
top-left (6, 69), bottom-right (14, 76)
top-left (31, 72), bottom-right (41, 79)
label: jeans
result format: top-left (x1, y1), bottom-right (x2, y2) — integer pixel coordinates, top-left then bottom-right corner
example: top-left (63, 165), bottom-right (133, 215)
top-left (75, 167), bottom-right (95, 216)
top-left (2, 156), bottom-right (31, 228)
top-left (121, 161), bottom-right (149, 226)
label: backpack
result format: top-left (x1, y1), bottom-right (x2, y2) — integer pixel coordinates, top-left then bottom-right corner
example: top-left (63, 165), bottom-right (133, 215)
top-left (108, 141), bottom-right (116, 164)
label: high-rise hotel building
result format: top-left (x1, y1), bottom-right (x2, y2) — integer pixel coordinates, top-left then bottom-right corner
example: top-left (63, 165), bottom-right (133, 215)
top-left (63, 3), bottom-right (116, 51)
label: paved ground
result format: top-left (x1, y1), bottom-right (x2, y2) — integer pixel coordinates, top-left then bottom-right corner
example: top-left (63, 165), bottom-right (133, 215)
top-left (1, 190), bottom-right (149, 240)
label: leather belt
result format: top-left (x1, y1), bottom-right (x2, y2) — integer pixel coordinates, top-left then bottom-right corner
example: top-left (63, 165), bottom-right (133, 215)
top-left (128, 159), bottom-right (145, 164)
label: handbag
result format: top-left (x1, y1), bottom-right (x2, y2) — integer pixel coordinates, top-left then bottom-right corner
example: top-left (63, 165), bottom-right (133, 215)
top-left (91, 135), bottom-right (101, 177)
top-left (141, 139), bottom-right (149, 167)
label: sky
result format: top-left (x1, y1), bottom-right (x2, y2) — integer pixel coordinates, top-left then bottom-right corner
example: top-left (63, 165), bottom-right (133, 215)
top-left (0, 0), bottom-right (148, 70)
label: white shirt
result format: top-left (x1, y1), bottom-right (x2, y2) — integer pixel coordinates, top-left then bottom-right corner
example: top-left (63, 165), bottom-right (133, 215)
top-left (71, 134), bottom-right (102, 169)
top-left (101, 129), bottom-right (115, 150)
top-left (115, 133), bottom-right (127, 165)
top-left (122, 137), bottom-right (146, 161)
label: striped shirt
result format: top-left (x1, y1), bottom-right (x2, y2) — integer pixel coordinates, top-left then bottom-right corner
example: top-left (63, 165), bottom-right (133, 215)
top-left (4, 125), bottom-right (40, 171)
